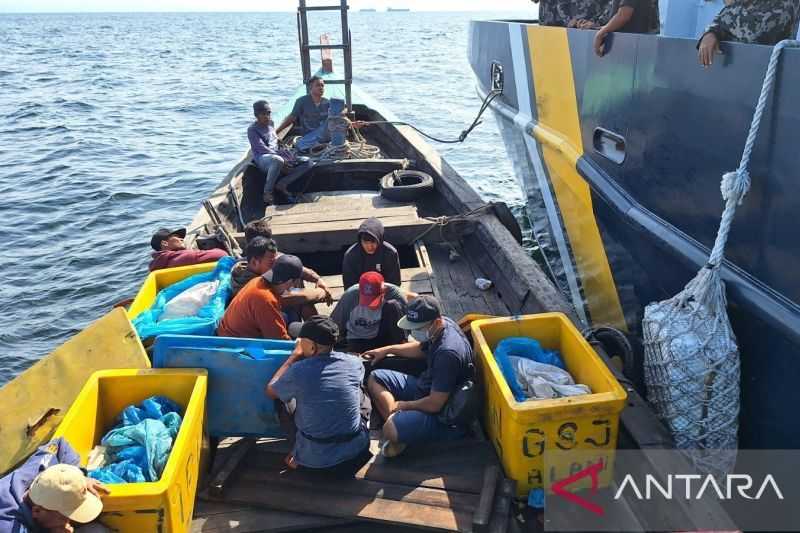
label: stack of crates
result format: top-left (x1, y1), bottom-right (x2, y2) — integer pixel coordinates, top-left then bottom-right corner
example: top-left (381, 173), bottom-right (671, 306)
top-left (470, 313), bottom-right (627, 497)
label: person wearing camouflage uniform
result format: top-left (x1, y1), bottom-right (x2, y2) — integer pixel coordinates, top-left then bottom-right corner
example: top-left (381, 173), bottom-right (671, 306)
top-left (699, 0), bottom-right (800, 66)
top-left (534, 0), bottom-right (609, 27)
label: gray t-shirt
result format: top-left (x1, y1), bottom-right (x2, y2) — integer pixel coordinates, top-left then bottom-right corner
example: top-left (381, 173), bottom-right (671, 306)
top-left (330, 283), bottom-right (406, 341)
top-left (271, 352), bottom-right (369, 468)
top-left (291, 95), bottom-right (330, 135)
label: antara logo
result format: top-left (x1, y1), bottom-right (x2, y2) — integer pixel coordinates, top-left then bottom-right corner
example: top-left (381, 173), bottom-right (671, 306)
top-left (614, 474), bottom-right (785, 501)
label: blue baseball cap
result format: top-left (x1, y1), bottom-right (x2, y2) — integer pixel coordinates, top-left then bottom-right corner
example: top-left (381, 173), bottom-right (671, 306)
top-left (397, 295), bottom-right (441, 330)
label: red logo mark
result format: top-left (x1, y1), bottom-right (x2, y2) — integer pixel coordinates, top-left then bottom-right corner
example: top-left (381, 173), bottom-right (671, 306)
top-left (551, 461), bottom-right (605, 516)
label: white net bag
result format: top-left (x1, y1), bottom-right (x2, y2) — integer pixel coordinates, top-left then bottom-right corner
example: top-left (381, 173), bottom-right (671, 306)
top-left (642, 40), bottom-right (798, 477)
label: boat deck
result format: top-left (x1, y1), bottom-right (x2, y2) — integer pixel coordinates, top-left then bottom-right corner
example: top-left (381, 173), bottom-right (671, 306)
top-left (193, 433), bottom-right (503, 533)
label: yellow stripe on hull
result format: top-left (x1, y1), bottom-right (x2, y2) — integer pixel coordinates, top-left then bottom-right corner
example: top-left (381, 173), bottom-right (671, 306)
top-left (526, 26), bottom-right (627, 329)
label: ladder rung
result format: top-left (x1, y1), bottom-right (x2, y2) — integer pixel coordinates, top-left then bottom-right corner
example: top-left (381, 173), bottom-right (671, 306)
top-left (322, 79), bottom-right (351, 84)
top-left (305, 43), bottom-right (348, 50)
top-left (299, 5), bottom-right (349, 12)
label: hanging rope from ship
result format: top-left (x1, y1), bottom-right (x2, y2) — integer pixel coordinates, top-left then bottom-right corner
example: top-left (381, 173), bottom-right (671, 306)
top-left (642, 39), bottom-right (799, 478)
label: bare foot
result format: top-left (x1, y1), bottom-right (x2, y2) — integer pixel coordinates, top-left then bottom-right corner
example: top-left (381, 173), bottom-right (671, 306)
top-left (284, 453), bottom-right (297, 470)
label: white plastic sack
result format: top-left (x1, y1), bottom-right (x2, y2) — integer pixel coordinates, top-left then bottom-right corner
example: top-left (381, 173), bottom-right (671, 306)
top-left (160, 280), bottom-right (220, 321)
top-left (508, 356), bottom-right (591, 400)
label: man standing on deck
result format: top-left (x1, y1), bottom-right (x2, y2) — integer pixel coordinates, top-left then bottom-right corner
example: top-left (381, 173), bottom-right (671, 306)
top-left (266, 316), bottom-right (372, 478)
top-left (533, 0), bottom-right (608, 28)
top-left (0, 438), bottom-right (110, 533)
top-left (148, 227), bottom-right (228, 272)
top-left (217, 254), bottom-right (325, 340)
top-left (698, 0), bottom-right (800, 66)
top-left (365, 296), bottom-right (474, 458)
top-left (584, 0), bottom-right (659, 56)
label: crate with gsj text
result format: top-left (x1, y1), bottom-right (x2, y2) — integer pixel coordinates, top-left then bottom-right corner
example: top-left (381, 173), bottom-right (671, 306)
top-left (470, 313), bottom-right (627, 497)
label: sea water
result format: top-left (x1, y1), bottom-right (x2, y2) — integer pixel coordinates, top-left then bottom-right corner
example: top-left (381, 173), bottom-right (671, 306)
top-left (0, 10), bottom-right (532, 384)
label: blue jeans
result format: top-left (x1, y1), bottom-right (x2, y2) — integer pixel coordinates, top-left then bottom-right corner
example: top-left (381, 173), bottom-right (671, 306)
top-left (296, 122), bottom-right (331, 152)
top-left (254, 153), bottom-right (284, 196)
top-left (371, 369), bottom-right (467, 445)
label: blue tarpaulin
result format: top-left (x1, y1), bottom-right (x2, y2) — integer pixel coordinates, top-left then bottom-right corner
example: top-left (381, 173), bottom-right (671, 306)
top-left (494, 337), bottom-right (565, 402)
top-left (132, 256), bottom-right (235, 340)
top-left (88, 396), bottom-right (182, 484)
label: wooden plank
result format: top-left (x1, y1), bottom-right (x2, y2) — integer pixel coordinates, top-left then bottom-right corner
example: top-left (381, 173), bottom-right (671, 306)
top-left (487, 479), bottom-right (515, 533)
top-left (238, 465), bottom-right (481, 511)
top-left (472, 466), bottom-right (500, 533)
top-left (328, 278), bottom-right (433, 303)
top-left (219, 480), bottom-right (475, 532)
top-left (192, 501), bottom-right (343, 533)
top-left (321, 267), bottom-right (431, 290)
top-left (272, 214), bottom-right (427, 235)
top-left (209, 438), bottom-right (255, 497)
top-left (269, 206), bottom-right (419, 227)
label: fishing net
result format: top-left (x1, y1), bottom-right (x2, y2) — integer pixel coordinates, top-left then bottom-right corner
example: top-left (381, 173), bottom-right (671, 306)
top-left (643, 40), bottom-right (799, 477)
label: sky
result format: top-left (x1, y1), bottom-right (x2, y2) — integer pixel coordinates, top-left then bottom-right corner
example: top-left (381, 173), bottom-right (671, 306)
top-left (0, 0), bottom-right (534, 13)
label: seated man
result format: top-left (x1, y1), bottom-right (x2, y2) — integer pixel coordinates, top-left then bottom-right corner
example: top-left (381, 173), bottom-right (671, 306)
top-left (217, 254), bottom-right (325, 339)
top-left (148, 227), bottom-right (228, 271)
top-left (698, 0), bottom-right (800, 66)
top-left (247, 100), bottom-right (285, 205)
top-left (230, 230), bottom-right (330, 305)
top-left (0, 437), bottom-right (109, 533)
top-left (365, 295), bottom-right (474, 458)
top-left (266, 316), bottom-right (372, 478)
top-left (589, 0), bottom-right (659, 56)
top-left (342, 217), bottom-right (402, 289)
top-left (330, 271), bottom-right (415, 354)
top-left (276, 76), bottom-right (329, 139)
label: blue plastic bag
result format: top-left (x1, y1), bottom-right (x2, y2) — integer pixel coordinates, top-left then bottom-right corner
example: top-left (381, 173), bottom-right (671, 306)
top-left (89, 396), bottom-right (183, 483)
top-left (494, 337), bottom-right (566, 402)
top-left (133, 256), bottom-right (235, 339)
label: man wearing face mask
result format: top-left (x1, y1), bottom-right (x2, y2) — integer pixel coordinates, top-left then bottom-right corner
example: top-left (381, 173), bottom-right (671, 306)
top-left (266, 316), bottom-right (372, 477)
top-left (365, 296), bottom-right (474, 457)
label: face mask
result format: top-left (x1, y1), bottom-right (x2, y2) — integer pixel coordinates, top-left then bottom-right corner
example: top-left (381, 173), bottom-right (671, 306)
top-left (410, 327), bottom-right (430, 343)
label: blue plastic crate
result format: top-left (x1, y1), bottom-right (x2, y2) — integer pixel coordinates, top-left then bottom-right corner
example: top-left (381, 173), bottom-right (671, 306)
top-left (153, 335), bottom-right (295, 438)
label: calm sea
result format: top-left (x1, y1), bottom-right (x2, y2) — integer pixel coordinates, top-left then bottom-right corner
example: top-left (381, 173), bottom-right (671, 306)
top-left (0, 10), bottom-right (532, 384)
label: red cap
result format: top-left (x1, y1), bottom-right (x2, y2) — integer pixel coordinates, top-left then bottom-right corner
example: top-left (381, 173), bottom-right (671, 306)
top-left (359, 271), bottom-right (385, 310)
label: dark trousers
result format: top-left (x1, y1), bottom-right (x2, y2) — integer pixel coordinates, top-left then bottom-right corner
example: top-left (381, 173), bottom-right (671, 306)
top-left (275, 388), bottom-right (373, 478)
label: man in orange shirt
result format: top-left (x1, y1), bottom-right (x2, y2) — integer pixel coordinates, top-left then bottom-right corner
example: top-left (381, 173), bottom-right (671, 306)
top-left (217, 253), bottom-right (323, 339)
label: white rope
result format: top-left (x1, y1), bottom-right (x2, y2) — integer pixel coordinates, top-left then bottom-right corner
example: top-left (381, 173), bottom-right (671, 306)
top-left (643, 40), bottom-right (798, 478)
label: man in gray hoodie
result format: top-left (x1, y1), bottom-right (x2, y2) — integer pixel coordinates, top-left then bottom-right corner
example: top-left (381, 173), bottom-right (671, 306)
top-left (341, 218), bottom-right (402, 290)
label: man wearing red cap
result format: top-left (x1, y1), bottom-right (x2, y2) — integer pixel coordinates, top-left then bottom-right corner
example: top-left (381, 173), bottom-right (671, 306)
top-left (330, 271), bottom-right (414, 354)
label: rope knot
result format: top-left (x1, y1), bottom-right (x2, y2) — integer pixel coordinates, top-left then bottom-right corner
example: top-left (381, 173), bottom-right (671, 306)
top-left (721, 169), bottom-right (751, 205)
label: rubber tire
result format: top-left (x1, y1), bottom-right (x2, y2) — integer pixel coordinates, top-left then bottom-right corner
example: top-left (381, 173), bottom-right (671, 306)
top-left (380, 170), bottom-right (434, 202)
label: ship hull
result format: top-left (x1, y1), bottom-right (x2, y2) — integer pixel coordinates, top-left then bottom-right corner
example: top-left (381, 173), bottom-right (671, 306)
top-left (469, 21), bottom-right (800, 449)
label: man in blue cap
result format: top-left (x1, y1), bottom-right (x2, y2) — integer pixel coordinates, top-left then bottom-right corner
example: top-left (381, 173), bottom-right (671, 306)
top-left (364, 295), bottom-right (474, 457)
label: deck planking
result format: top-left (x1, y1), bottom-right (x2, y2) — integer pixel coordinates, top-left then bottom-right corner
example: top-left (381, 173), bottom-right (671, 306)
top-left (234, 193), bottom-right (434, 254)
top-left (202, 436), bottom-right (500, 532)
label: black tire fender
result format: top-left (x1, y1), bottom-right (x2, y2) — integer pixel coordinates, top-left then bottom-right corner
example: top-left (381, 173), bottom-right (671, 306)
top-left (489, 201), bottom-right (524, 244)
top-left (379, 170), bottom-right (434, 202)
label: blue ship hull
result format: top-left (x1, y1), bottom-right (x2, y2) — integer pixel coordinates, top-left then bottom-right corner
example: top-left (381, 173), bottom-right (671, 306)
top-left (468, 21), bottom-right (800, 449)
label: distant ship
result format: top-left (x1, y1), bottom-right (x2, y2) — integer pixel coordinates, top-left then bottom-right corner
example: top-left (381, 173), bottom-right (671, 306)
top-left (359, 8), bottom-right (376, 11)
top-left (387, 7), bottom-right (410, 11)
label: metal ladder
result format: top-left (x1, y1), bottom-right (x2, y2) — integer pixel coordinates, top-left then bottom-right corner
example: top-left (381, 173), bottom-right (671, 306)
top-left (296, 0), bottom-right (353, 112)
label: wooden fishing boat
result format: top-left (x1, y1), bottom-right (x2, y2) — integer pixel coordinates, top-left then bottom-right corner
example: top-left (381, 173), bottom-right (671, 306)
top-left (0, 3), bottom-right (737, 532)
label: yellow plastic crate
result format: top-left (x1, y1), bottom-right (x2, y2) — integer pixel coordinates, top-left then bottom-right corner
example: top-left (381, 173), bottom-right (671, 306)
top-left (54, 369), bottom-right (207, 532)
top-left (470, 313), bottom-right (627, 496)
top-left (127, 261), bottom-right (218, 320)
